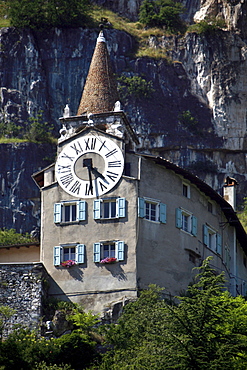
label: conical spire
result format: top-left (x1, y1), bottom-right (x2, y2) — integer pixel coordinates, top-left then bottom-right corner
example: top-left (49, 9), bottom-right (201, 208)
top-left (77, 31), bottom-right (119, 116)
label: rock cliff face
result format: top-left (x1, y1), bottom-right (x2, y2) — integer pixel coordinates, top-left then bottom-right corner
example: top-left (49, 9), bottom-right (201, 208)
top-left (1, 0), bottom-right (247, 231)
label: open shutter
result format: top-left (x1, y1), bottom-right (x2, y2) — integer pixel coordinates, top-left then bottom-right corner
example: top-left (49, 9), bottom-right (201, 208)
top-left (116, 241), bottom-right (125, 261)
top-left (93, 200), bottom-right (101, 219)
top-left (203, 225), bottom-right (208, 245)
top-left (93, 243), bottom-right (101, 262)
top-left (216, 233), bottom-right (222, 255)
top-left (175, 208), bottom-right (182, 228)
top-left (116, 198), bottom-right (126, 218)
top-left (138, 197), bottom-right (145, 218)
top-left (54, 246), bottom-right (61, 266)
top-left (159, 203), bottom-right (166, 224)
top-left (76, 244), bottom-right (85, 264)
top-left (77, 201), bottom-right (86, 221)
top-left (191, 216), bottom-right (197, 236)
top-left (54, 203), bottom-right (62, 223)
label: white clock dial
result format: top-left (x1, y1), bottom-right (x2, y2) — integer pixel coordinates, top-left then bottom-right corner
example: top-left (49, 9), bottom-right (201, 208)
top-left (55, 134), bottom-right (124, 198)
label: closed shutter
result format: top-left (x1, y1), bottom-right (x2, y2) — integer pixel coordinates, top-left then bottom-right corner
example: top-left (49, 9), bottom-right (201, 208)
top-left (216, 233), bottom-right (222, 255)
top-left (159, 203), bottom-right (167, 224)
top-left (175, 208), bottom-right (182, 228)
top-left (138, 197), bottom-right (145, 218)
top-left (203, 225), bottom-right (208, 245)
top-left (191, 216), bottom-right (197, 236)
top-left (93, 200), bottom-right (101, 219)
top-left (76, 244), bottom-right (85, 264)
top-left (93, 243), bottom-right (101, 262)
top-left (77, 201), bottom-right (86, 221)
top-left (116, 241), bottom-right (125, 261)
top-left (54, 203), bottom-right (62, 223)
top-left (116, 198), bottom-right (126, 218)
top-left (54, 246), bottom-right (61, 266)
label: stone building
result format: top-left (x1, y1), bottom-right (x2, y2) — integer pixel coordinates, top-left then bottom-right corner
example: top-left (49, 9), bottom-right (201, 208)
top-left (31, 31), bottom-right (247, 314)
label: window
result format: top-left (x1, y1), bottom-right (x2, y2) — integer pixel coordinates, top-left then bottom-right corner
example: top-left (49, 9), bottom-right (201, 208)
top-left (176, 208), bottom-right (197, 236)
top-left (182, 183), bottom-right (190, 198)
top-left (54, 244), bottom-right (85, 266)
top-left (93, 241), bottom-right (125, 262)
top-left (208, 201), bottom-right (213, 213)
top-left (203, 225), bottom-right (222, 254)
top-left (54, 201), bottom-right (86, 223)
top-left (138, 197), bottom-right (166, 223)
top-left (93, 198), bottom-right (126, 219)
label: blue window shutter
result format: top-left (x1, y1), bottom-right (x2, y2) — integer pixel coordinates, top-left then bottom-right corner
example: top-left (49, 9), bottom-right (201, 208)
top-left (175, 208), bottom-right (182, 228)
top-left (216, 233), bottom-right (222, 255)
top-left (76, 244), bottom-right (85, 264)
top-left (93, 243), bottom-right (101, 262)
top-left (116, 198), bottom-right (126, 218)
top-left (191, 216), bottom-right (197, 236)
top-left (93, 200), bottom-right (101, 219)
top-left (77, 201), bottom-right (86, 221)
top-left (116, 241), bottom-right (125, 261)
top-left (159, 203), bottom-right (167, 224)
top-left (54, 246), bottom-right (61, 266)
top-left (203, 225), bottom-right (208, 245)
top-left (54, 203), bottom-right (62, 223)
top-left (138, 197), bottom-right (145, 218)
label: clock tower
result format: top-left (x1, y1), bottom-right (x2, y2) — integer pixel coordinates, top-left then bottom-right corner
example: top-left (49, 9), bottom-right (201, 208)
top-left (33, 30), bottom-right (140, 314)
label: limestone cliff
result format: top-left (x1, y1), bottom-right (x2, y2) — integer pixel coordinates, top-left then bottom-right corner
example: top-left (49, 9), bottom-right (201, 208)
top-left (1, 0), bottom-right (247, 231)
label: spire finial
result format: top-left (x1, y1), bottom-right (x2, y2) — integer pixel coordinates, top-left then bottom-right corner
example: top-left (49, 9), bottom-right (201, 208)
top-left (97, 30), bottom-right (105, 43)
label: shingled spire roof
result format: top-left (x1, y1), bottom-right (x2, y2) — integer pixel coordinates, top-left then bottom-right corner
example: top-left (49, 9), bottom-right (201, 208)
top-left (77, 31), bottom-right (119, 116)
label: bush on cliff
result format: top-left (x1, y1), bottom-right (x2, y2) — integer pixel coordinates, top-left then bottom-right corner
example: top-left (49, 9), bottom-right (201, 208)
top-left (7, 0), bottom-right (90, 29)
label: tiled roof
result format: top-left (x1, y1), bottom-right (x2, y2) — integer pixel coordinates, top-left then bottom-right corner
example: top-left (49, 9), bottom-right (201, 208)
top-left (77, 31), bottom-right (119, 115)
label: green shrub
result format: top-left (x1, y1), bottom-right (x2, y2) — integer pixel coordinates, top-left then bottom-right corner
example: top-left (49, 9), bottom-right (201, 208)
top-left (0, 329), bottom-right (98, 370)
top-left (139, 0), bottom-right (185, 33)
top-left (24, 111), bottom-right (54, 143)
top-left (178, 110), bottom-right (198, 130)
top-left (117, 75), bottom-right (155, 101)
top-left (7, 0), bottom-right (90, 29)
top-left (188, 18), bottom-right (226, 35)
top-left (0, 228), bottom-right (36, 246)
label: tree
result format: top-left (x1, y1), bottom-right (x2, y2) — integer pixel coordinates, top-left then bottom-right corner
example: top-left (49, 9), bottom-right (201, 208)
top-left (7, 0), bottom-right (90, 29)
top-left (0, 305), bottom-right (16, 340)
top-left (99, 258), bottom-right (247, 369)
top-left (139, 0), bottom-right (184, 33)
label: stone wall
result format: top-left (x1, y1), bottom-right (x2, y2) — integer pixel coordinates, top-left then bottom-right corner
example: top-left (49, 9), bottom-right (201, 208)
top-left (0, 263), bottom-right (48, 337)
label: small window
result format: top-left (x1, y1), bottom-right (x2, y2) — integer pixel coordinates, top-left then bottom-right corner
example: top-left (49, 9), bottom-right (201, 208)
top-left (54, 244), bottom-right (85, 266)
top-left (203, 225), bottom-right (221, 255)
top-left (93, 198), bottom-right (126, 220)
top-left (138, 198), bottom-right (166, 224)
top-left (182, 183), bottom-right (190, 198)
top-left (208, 201), bottom-right (213, 213)
top-left (54, 201), bottom-right (86, 224)
top-left (93, 241), bottom-right (125, 262)
top-left (176, 208), bottom-right (197, 236)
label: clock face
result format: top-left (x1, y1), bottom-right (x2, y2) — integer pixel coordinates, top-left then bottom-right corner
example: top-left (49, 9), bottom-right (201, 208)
top-left (55, 134), bottom-right (124, 198)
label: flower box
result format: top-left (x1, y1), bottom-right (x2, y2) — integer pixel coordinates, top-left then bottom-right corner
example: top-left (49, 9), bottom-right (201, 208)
top-left (61, 260), bottom-right (76, 268)
top-left (100, 257), bottom-right (117, 264)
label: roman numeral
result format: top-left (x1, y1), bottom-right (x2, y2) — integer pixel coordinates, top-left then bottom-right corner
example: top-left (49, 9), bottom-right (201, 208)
top-left (98, 179), bottom-right (108, 192)
top-left (105, 148), bottom-right (118, 158)
top-left (98, 140), bottom-right (106, 151)
top-left (60, 173), bottom-right (74, 187)
top-left (69, 181), bottom-right (81, 195)
top-left (70, 141), bottom-right (83, 155)
top-left (106, 171), bottom-right (118, 182)
top-left (61, 153), bottom-right (74, 162)
top-left (57, 164), bottom-right (71, 173)
top-left (85, 183), bottom-right (94, 196)
top-left (85, 137), bottom-right (97, 151)
top-left (108, 160), bottom-right (122, 168)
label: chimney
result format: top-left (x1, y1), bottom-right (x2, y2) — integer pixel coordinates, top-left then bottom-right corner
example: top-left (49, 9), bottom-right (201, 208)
top-left (223, 176), bottom-right (238, 211)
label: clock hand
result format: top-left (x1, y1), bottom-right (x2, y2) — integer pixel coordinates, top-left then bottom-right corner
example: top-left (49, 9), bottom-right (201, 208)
top-left (91, 167), bottom-right (110, 184)
top-left (86, 164), bottom-right (93, 194)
